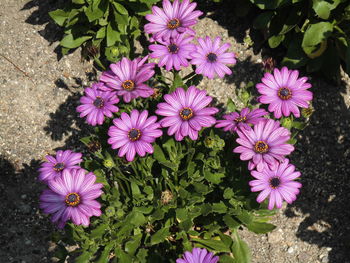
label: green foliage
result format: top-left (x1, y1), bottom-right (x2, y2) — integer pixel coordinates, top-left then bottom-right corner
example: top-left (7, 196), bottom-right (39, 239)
top-left (55, 67), bottom-right (314, 262)
top-left (49, 0), bottom-right (160, 67)
top-left (250, 0), bottom-right (350, 81)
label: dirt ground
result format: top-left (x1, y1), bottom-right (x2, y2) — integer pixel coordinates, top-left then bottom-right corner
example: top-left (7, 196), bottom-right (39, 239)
top-left (1, 0), bottom-right (350, 263)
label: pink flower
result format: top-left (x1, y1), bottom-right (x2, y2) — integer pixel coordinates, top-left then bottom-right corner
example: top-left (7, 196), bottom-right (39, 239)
top-left (38, 150), bottom-right (82, 182)
top-left (249, 159), bottom-right (302, 210)
top-left (108, 110), bottom-right (163, 162)
top-left (256, 67), bottom-right (313, 118)
top-left (39, 168), bottom-right (103, 228)
top-left (215, 107), bottom-right (268, 132)
top-left (156, 86), bottom-right (218, 141)
top-left (99, 57), bottom-right (155, 103)
top-left (176, 248), bottom-right (219, 263)
top-left (76, 83), bottom-right (119, 126)
top-left (190, 36), bottom-right (236, 79)
top-left (233, 119), bottom-right (294, 171)
top-left (145, 0), bottom-right (203, 42)
top-left (149, 34), bottom-right (196, 71)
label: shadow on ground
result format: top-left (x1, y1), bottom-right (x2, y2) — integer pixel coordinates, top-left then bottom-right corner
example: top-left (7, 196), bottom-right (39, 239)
top-left (44, 76), bottom-right (94, 150)
top-left (287, 79), bottom-right (350, 263)
top-left (0, 156), bottom-right (54, 262)
top-left (22, 0), bottom-right (65, 59)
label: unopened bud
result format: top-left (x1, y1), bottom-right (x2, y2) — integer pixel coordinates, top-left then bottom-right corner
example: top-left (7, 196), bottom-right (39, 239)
top-left (161, 190), bottom-right (173, 205)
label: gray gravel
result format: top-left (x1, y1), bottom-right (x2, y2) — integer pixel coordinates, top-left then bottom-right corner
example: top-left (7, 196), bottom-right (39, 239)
top-left (1, 0), bottom-right (350, 262)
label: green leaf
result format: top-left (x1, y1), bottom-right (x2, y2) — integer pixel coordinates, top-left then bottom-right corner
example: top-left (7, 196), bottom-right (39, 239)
top-left (113, 2), bottom-right (128, 15)
top-left (106, 22), bottom-right (120, 46)
top-left (96, 26), bottom-right (106, 39)
top-left (60, 34), bottom-right (91, 49)
top-left (223, 215), bottom-right (241, 229)
top-left (227, 98), bottom-right (236, 112)
top-left (115, 247), bottom-right (132, 262)
top-left (153, 144), bottom-right (167, 162)
top-left (312, 0), bottom-right (340, 19)
top-left (125, 234), bottom-right (142, 255)
top-left (212, 202), bottom-right (227, 214)
top-left (246, 221), bottom-right (276, 234)
top-left (232, 230), bottom-right (251, 263)
top-left (282, 34), bottom-right (308, 68)
top-left (129, 211), bottom-right (146, 226)
top-left (72, 0), bottom-right (85, 4)
top-left (268, 34), bottom-right (284, 49)
top-left (151, 226), bottom-right (170, 245)
top-left (90, 223), bottom-right (108, 239)
top-left (85, 0), bottom-right (107, 22)
top-left (171, 72), bottom-right (184, 92)
top-left (192, 238), bottom-right (231, 252)
top-left (75, 251), bottom-right (92, 263)
top-left (236, 211), bottom-right (253, 225)
top-left (302, 22), bottom-right (333, 55)
top-left (49, 9), bottom-right (69, 26)
top-left (204, 171), bottom-right (225, 184)
top-left (253, 11), bottom-right (274, 29)
top-left (292, 121), bottom-right (306, 130)
top-left (96, 244), bottom-right (114, 263)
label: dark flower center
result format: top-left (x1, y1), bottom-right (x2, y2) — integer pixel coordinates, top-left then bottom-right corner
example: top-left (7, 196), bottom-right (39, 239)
top-left (53, 162), bottom-right (65, 172)
top-left (167, 44), bottom-right (179, 54)
top-left (93, 97), bottom-right (104, 108)
top-left (207, 52), bottom-right (217, 62)
top-left (128, 128), bottom-right (142, 141)
top-left (167, 18), bottom-right (180, 29)
top-left (122, 80), bottom-right (135, 91)
top-left (254, 140), bottom-right (269, 153)
top-left (65, 193), bottom-right (80, 206)
top-left (278, 87), bottom-right (292, 100)
top-left (269, 177), bottom-right (281, 189)
top-left (235, 116), bottom-right (247, 123)
top-left (179, 107), bottom-right (193, 120)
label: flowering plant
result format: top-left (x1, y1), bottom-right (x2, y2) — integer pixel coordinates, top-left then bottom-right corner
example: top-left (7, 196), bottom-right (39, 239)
top-left (41, 1), bottom-right (313, 262)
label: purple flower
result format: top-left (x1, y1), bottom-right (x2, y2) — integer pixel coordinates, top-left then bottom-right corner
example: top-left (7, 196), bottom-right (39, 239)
top-left (39, 168), bottom-right (103, 228)
top-left (256, 67), bottom-right (313, 118)
top-left (108, 110), bottom-right (163, 162)
top-left (191, 36), bottom-right (236, 79)
top-left (156, 86), bottom-right (218, 141)
top-left (176, 248), bottom-right (219, 263)
top-left (38, 150), bottom-right (82, 182)
top-left (76, 83), bottom-right (119, 126)
top-left (149, 34), bottom-right (196, 71)
top-left (215, 107), bottom-right (268, 132)
top-left (233, 119), bottom-right (294, 172)
top-left (145, 0), bottom-right (203, 42)
top-left (99, 57), bottom-right (155, 103)
top-left (249, 158), bottom-right (302, 210)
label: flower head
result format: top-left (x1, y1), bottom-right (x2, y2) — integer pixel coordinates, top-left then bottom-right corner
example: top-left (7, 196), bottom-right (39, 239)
top-left (108, 110), bottom-right (162, 162)
top-left (249, 159), bottom-right (302, 209)
top-left (145, 0), bottom-right (203, 42)
top-left (176, 248), bottom-right (219, 263)
top-left (76, 83), bottom-right (119, 126)
top-left (191, 36), bottom-right (236, 79)
top-left (38, 150), bottom-right (82, 182)
top-left (39, 168), bottom-right (103, 228)
top-left (149, 34), bottom-right (196, 71)
top-left (256, 67), bottom-right (313, 118)
top-left (99, 57), bottom-right (155, 103)
top-left (233, 119), bottom-right (294, 171)
top-left (215, 107), bottom-right (268, 132)
top-left (156, 86), bottom-right (218, 141)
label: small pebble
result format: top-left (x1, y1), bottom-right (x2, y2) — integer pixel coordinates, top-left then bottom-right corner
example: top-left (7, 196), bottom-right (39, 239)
top-left (287, 246), bottom-right (294, 254)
